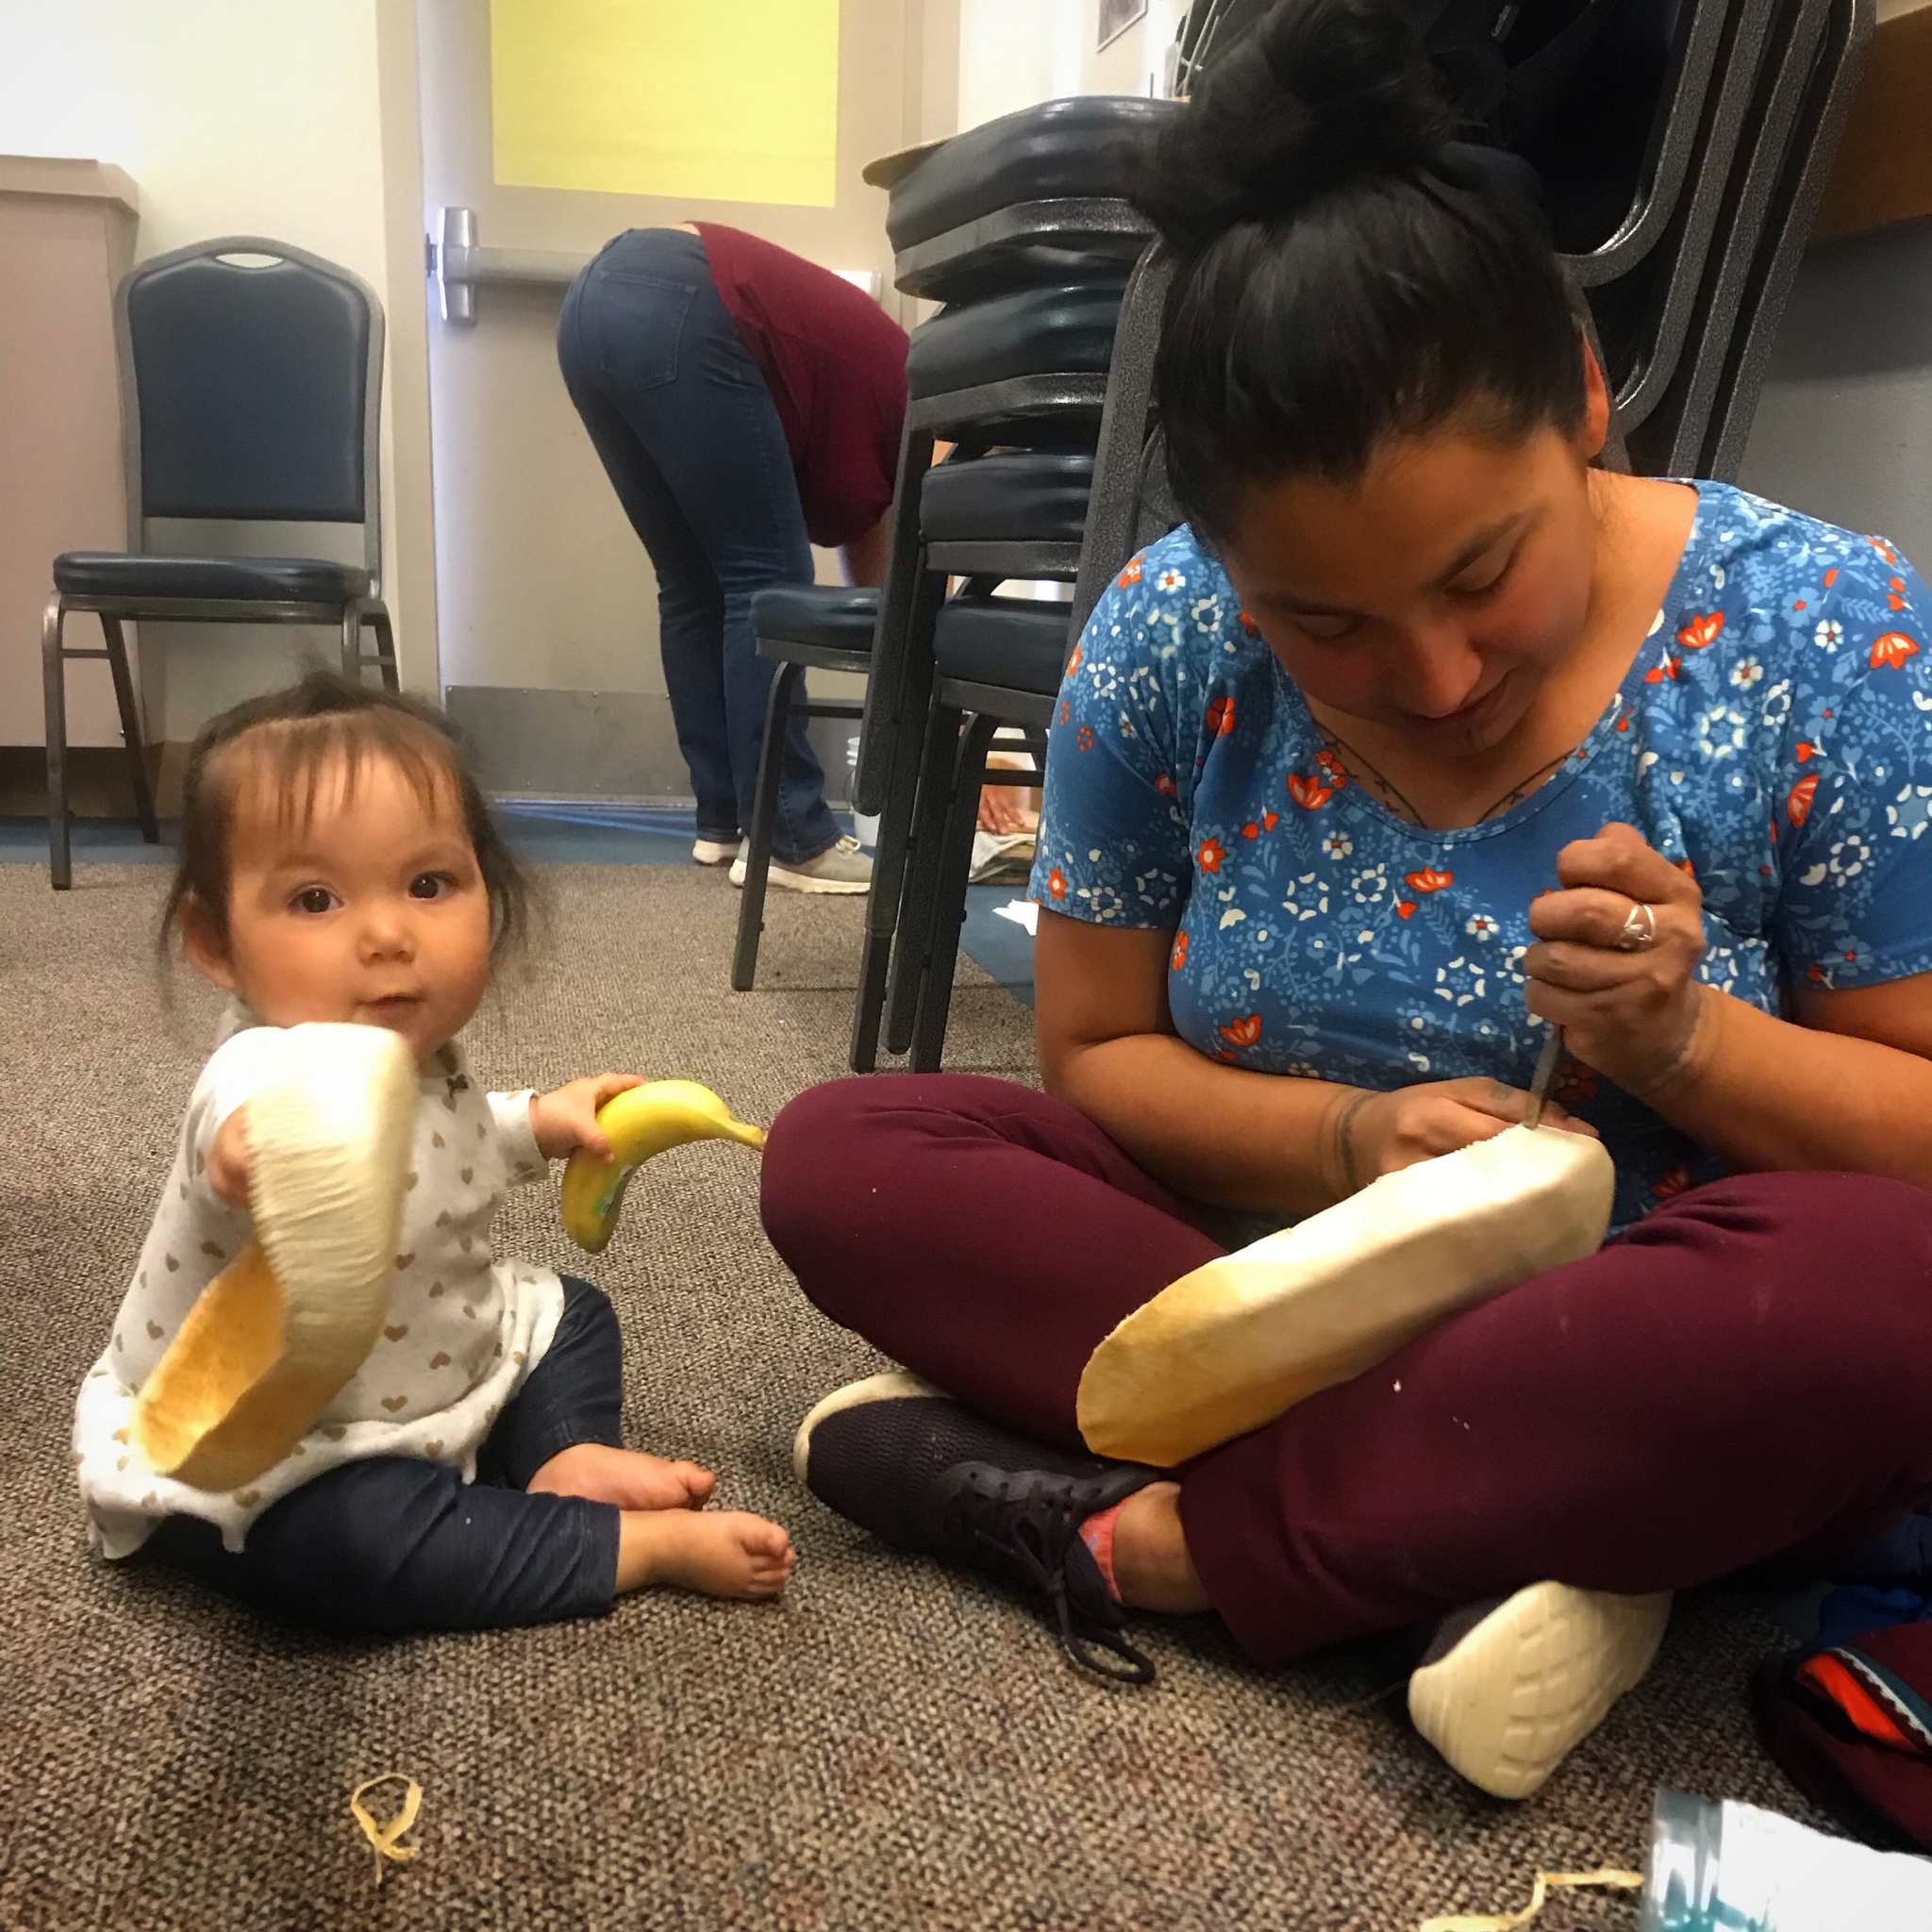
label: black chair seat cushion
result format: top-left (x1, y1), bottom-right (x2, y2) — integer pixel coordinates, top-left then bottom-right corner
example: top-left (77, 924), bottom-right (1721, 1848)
top-left (53, 553), bottom-right (370, 603)
top-left (933, 593), bottom-right (1072, 695)
top-left (887, 97), bottom-right (1176, 253)
top-left (922, 452), bottom-right (1093, 544)
top-left (907, 281), bottom-right (1126, 401)
top-left (749, 585), bottom-right (878, 653)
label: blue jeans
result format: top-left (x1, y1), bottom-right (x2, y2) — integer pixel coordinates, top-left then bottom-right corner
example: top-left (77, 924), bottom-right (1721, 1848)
top-left (148, 1277), bottom-right (625, 1634)
top-left (558, 228), bottom-right (840, 863)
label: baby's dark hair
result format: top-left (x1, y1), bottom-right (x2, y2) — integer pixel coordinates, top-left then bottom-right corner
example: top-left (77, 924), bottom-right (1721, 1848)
top-left (159, 671), bottom-right (531, 962)
top-left (1128, 0), bottom-right (1589, 539)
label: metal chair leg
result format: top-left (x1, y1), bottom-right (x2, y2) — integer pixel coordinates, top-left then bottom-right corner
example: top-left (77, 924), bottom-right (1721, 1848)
top-left (730, 659), bottom-right (804, 991)
top-left (910, 711), bottom-right (1001, 1074)
top-left (369, 606), bottom-right (400, 691)
top-left (847, 570), bottom-right (941, 1072)
top-left (853, 425), bottom-right (937, 815)
top-left (99, 614), bottom-right (159, 844)
top-left (885, 696), bottom-right (963, 1057)
top-left (848, 669), bottom-right (930, 1071)
top-left (341, 602), bottom-right (363, 682)
top-left (42, 596), bottom-right (72, 890)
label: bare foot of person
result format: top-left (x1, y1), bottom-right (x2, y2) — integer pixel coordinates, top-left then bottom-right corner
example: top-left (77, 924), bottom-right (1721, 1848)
top-left (616, 1509), bottom-right (796, 1600)
top-left (527, 1441), bottom-right (715, 1512)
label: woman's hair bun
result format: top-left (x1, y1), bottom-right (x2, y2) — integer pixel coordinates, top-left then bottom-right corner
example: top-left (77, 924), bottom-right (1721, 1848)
top-left (1129, 0), bottom-right (1459, 254)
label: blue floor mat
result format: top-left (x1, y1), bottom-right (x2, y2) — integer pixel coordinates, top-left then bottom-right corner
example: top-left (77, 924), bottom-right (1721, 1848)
top-left (0, 818), bottom-right (175, 864)
top-left (495, 800), bottom-right (700, 865)
top-left (960, 886), bottom-right (1036, 1006)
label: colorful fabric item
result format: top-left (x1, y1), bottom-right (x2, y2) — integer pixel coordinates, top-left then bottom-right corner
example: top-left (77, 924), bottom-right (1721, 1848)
top-left (1757, 1622), bottom-right (1932, 1851)
top-left (1031, 483), bottom-right (1932, 1229)
top-left (1796, 1651), bottom-right (1932, 1754)
top-left (1818, 1587), bottom-right (1932, 1650)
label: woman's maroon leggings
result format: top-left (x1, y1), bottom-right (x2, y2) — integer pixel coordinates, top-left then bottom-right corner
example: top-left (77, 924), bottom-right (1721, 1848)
top-left (761, 1074), bottom-right (1932, 1668)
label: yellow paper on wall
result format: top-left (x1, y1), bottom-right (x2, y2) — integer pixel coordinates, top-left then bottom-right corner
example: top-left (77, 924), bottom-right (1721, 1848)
top-left (490, 0), bottom-right (841, 208)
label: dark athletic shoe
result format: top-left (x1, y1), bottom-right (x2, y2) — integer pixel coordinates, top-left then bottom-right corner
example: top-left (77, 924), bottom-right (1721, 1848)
top-left (793, 1371), bottom-right (1162, 1684)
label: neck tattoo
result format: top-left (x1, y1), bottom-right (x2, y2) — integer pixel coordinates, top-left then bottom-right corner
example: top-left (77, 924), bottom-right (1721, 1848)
top-left (1314, 720), bottom-right (1593, 830)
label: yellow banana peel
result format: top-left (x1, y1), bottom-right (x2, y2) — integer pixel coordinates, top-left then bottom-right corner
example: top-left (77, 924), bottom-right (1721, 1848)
top-left (560, 1080), bottom-right (766, 1253)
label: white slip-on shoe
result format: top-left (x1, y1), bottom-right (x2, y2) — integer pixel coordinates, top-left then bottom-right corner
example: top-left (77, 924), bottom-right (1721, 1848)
top-left (693, 835), bottom-right (743, 867)
top-left (1407, 1581), bottom-right (1672, 1799)
top-left (730, 833), bottom-right (872, 895)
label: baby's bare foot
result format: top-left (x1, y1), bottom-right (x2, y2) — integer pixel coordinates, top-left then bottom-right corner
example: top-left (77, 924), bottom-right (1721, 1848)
top-left (527, 1442), bottom-right (715, 1512)
top-left (616, 1509), bottom-right (796, 1600)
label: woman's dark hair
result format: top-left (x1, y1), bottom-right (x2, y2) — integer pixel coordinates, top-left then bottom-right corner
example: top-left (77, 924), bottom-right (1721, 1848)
top-left (159, 670), bottom-right (532, 963)
top-left (1129, 0), bottom-right (1589, 540)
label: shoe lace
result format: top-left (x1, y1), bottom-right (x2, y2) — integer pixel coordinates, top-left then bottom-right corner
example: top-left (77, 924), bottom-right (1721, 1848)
top-left (944, 1474), bottom-right (1157, 1687)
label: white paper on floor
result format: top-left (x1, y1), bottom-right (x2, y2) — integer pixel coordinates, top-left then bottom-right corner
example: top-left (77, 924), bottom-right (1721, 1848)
top-left (993, 900), bottom-right (1039, 935)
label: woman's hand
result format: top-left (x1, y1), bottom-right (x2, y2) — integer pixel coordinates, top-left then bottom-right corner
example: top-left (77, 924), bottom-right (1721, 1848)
top-left (1326, 1078), bottom-right (1594, 1193)
top-left (530, 1074), bottom-right (645, 1162)
top-left (1524, 822), bottom-right (1710, 1099)
top-left (207, 1106), bottom-right (252, 1208)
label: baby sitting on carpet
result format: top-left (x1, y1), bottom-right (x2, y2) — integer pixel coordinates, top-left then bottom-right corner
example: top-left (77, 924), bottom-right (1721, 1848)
top-left (73, 671), bottom-right (794, 1632)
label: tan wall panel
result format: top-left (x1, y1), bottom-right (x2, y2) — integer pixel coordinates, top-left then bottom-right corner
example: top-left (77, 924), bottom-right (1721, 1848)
top-left (0, 170), bottom-right (137, 747)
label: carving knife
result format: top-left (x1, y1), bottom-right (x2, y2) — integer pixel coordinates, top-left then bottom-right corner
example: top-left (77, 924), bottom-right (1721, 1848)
top-left (1524, 1024), bottom-right (1562, 1132)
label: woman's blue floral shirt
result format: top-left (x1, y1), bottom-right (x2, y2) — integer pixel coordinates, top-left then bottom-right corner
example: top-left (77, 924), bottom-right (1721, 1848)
top-left (1030, 482), bottom-right (1932, 1230)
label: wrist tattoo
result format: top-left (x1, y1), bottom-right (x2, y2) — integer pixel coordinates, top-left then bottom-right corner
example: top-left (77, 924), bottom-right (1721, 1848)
top-left (1331, 1091), bottom-right (1374, 1198)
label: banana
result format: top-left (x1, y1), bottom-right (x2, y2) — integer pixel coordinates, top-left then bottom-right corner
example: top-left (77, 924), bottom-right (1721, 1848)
top-left (560, 1080), bottom-right (766, 1253)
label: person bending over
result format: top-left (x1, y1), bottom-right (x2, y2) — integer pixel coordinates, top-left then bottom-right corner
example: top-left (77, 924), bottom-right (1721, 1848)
top-left (559, 223), bottom-right (906, 894)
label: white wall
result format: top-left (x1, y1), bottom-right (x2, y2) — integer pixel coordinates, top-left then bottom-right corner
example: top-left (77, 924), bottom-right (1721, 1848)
top-left (1739, 215), bottom-right (1932, 576)
top-left (958, 0), bottom-right (1084, 129)
top-left (954, 0), bottom-right (1183, 131)
top-left (0, 0), bottom-right (427, 741)
top-left (1085, 0), bottom-right (1187, 98)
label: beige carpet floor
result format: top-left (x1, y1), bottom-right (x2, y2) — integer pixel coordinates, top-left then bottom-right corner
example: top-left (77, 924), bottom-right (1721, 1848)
top-left (0, 863), bottom-right (1823, 1931)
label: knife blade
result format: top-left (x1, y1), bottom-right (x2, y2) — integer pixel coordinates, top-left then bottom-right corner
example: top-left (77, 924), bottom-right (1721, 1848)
top-left (1524, 1024), bottom-right (1562, 1132)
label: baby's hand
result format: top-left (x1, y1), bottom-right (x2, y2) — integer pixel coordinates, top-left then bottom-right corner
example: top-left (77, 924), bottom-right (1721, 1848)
top-left (207, 1106), bottom-right (252, 1209)
top-left (529, 1074), bottom-right (645, 1161)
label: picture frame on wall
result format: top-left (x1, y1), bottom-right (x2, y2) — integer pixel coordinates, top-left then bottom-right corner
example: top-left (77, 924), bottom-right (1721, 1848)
top-left (1099, 0), bottom-right (1150, 50)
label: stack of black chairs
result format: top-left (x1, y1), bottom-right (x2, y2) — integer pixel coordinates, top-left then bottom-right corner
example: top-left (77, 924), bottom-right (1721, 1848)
top-left (731, 96), bottom-right (1172, 1072)
top-left (733, 0), bottom-right (1870, 1073)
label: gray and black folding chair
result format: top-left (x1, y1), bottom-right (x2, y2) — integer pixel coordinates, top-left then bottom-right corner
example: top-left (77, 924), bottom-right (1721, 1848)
top-left (44, 235), bottom-right (393, 888)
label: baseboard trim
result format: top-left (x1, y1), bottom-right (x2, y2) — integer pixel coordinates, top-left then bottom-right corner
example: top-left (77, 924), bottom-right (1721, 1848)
top-left (0, 744), bottom-right (166, 819)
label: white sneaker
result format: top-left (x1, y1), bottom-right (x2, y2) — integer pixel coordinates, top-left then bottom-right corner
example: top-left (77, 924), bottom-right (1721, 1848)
top-left (729, 834), bottom-right (872, 896)
top-left (693, 835), bottom-right (743, 867)
top-left (1407, 1581), bottom-right (1672, 1799)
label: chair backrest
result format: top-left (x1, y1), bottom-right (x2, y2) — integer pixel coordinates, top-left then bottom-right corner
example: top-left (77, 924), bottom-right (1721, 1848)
top-left (1701, 0), bottom-right (1872, 479)
top-left (1068, 246), bottom-right (1174, 640)
top-left (118, 237), bottom-right (384, 579)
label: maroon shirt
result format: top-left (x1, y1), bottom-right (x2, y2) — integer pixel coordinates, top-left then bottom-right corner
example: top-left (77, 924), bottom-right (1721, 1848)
top-left (693, 223), bottom-right (908, 551)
